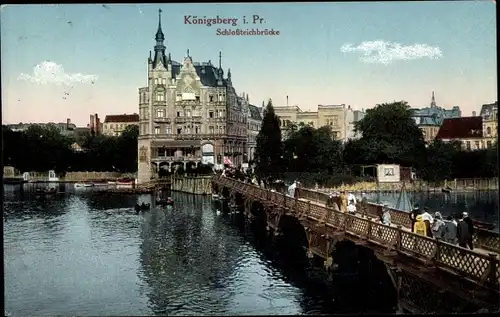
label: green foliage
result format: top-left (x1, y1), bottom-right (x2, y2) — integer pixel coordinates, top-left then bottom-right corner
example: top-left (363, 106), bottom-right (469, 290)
top-left (353, 101), bottom-right (426, 168)
top-left (2, 124), bottom-right (138, 173)
top-left (255, 99), bottom-right (283, 181)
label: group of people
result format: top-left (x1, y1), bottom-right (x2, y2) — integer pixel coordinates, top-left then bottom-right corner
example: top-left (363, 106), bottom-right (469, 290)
top-left (410, 205), bottom-right (475, 249)
top-left (327, 190), bottom-right (358, 214)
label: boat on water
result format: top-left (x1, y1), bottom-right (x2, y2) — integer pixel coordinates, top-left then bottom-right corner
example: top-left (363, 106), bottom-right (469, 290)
top-left (116, 177), bottom-right (134, 185)
top-left (35, 187), bottom-right (58, 194)
top-left (157, 197), bottom-right (174, 206)
top-left (74, 183), bottom-right (95, 188)
top-left (472, 219), bottom-right (496, 231)
top-left (135, 203), bottom-right (151, 212)
top-left (441, 185), bottom-right (453, 194)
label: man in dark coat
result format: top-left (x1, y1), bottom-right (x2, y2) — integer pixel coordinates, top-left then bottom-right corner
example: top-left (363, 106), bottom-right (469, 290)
top-left (462, 212), bottom-right (475, 250)
top-left (457, 213), bottom-right (471, 249)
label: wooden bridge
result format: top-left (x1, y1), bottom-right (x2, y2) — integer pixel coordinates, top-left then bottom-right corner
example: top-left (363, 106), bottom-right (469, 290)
top-left (212, 175), bottom-right (500, 314)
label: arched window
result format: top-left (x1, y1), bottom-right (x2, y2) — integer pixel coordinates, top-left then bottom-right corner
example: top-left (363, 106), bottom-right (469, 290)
top-left (486, 127), bottom-right (491, 136)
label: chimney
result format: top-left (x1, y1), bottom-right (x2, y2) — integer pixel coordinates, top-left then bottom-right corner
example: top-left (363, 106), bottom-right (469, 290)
top-left (66, 118), bottom-right (70, 129)
top-left (472, 111), bottom-right (476, 117)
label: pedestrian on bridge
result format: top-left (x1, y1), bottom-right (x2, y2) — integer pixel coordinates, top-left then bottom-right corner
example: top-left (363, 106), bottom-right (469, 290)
top-left (431, 212), bottom-right (446, 239)
top-left (462, 212), bottom-right (475, 250)
top-left (381, 205), bottom-right (391, 226)
top-left (457, 213), bottom-right (471, 249)
top-left (410, 205), bottom-right (420, 230)
top-left (443, 215), bottom-right (458, 245)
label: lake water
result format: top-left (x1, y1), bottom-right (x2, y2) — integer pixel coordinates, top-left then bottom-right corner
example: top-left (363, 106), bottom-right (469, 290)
top-left (4, 184), bottom-right (396, 316)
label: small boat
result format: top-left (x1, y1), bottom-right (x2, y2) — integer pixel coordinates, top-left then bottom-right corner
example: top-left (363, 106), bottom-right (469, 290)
top-left (441, 186), bottom-right (452, 194)
top-left (472, 219), bottom-right (496, 231)
top-left (36, 187), bottom-right (57, 194)
top-left (74, 183), bottom-right (94, 188)
top-left (157, 197), bottom-right (174, 206)
top-left (212, 194), bottom-right (220, 200)
top-left (117, 178), bottom-right (134, 185)
top-left (135, 203), bottom-right (151, 212)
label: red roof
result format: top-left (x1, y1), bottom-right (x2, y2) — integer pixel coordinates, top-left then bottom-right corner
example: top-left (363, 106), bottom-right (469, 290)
top-left (436, 116), bottom-right (483, 139)
top-left (104, 114), bottom-right (139, 123)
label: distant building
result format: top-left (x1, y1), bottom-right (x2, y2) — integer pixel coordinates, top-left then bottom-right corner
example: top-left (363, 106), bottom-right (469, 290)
top-left (436, 117), bottom-right (486, 151)
top-left (102, 114), bottom-right (139, 136)
top-left (71, 142), bottom-right (84, 152)
top-left (89, 113), bottom-right (102, 135)
top-left (412, 92), bottom-right (461, 143)
top-left (273, 104), bottom-right (364, 142)
top-left (6, 118), bottom-right (77, 136)
top-left (247, 102), bottom-right (262, 162)
top-left (479, 101), bottom-right (498, 147)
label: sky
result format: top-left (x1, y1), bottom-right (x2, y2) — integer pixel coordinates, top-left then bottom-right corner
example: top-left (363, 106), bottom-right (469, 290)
top-left (1, 2), bottom-right (497, 126)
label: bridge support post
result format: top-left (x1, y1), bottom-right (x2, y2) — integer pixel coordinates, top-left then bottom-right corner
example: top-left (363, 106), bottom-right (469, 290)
top-left (386, 264), bottom-right (404, 314)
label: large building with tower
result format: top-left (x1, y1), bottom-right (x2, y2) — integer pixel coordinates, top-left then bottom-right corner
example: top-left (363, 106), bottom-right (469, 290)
top-left (137, 10), bottom-right (248, 183)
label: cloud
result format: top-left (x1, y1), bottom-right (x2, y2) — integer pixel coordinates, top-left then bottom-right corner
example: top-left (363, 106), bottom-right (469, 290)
top-left (340, 40), bottom-right (442, 65)
top-left (18, 61), bottom-right (98, 86)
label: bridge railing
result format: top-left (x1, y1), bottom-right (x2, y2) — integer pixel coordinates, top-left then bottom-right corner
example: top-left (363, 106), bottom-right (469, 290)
top-left (296, 187), bottom-right (500, 254)
top-left (213, 175), bottom-right (500, 288)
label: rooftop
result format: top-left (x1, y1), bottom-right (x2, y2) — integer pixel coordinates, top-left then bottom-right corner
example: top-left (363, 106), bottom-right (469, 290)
top-left (104, 114), bottom-right (139, 123)
top-left (436, 116), bottom-right (483, 140)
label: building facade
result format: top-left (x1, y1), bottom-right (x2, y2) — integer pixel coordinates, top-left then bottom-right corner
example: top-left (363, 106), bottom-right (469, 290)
top-left (137, 10), bottom-right (247, 183)
top-left (247, 102), bottom-right (262, 162)
top-left (412, 92), bottom-right (462, 143)
top-left (436, 117), bottom-right (485, 151)
top-left (479, 101), bottom-right (498, 147)
top-left (274, 104), bottom-right (364, 141)
top-left (89, 113), bottom-right (102, 135)
top-left (102, 114), bottom-right (139, 136)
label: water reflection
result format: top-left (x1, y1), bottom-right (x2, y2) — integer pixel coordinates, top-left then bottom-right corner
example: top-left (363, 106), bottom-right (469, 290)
top-left (4, 185), bottom-right (394, 316)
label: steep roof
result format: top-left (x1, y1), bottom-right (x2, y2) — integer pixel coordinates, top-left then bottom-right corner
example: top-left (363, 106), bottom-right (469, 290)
top-left (169, 61), bottom-right (227, 87)
top-left (479, 101), bottom-right (497, 118)
top-left (104, 114), bottom-right (139, 123)
top-left (248, 104), bottom-right (262, 121)
top-left (436, 117), bottom-right (483, 139)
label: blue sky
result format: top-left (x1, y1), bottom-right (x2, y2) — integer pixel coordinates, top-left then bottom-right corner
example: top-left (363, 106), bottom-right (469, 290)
top-left (1, 2), bottom-right (497, 126)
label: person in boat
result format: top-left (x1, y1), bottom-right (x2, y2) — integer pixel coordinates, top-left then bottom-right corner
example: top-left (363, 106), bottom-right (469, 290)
top-left (431, 212), bottom-right (446, 240)
top-left (347, 192), bottom-right (357, 215)
top-left (443, 215), bottom-right (458, 245)
top-left (413, 215), bottom-right (427, 236)
top-left (457, 213), bottom-right (471, 249)
top-left (381, 205), bottom-right (391, 226)
top-left (462, 212), bottom-right (475, 250)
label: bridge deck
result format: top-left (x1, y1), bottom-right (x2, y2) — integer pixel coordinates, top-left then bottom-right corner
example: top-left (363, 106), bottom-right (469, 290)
top-left (297, 197), bottom-right (498, 259)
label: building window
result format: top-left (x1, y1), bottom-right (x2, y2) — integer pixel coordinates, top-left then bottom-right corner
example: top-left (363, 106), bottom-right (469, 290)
top-left (156, 109), bottom-right (165, 118)
top-left (195, 126), bottom-right (200, 134)
top-left (333, 116), bottom-right (339, 127)
top-left (154, 78), bottom-right (158, 85)
top-left (209, 126), bottom-right (214, 134)
top-left (155, 127), bottom-right (160, 134)
top-left (186, 110), bottom-right (191, 117)
top-left (196, 96), bottom-right (200, 102)
top-left (219, 94), bottom-right (224, 102)
top-left (162, 78), bottom-right (166, 85)
top-left (475, 141), bottom-right (480, 150)
top-left (166, 126), bottom-right (171, 134)
top-left (177, 111), bottom-right (181, 117)
top-left (487, 127), bottom-right (491, 136)
top-left (176, 94), bottom-right (182, 102)
top-left (209, 95), bottom-right (214, 102)
top-left (466, 141), bottom-right (471, 150)
top-left (177, 128), bottom-right (182, 134)
top-left (487, 141), bottom-right (492, 148)
top-left (209, 111), bottom-right (214, 118)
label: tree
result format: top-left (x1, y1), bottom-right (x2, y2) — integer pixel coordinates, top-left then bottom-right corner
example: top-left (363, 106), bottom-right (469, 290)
top-left (420, 139), bottom-right (460, 182)
top-left (354, 101), bottom-right (427, 169)
top-left (255, 99), bottom-right (283, 181)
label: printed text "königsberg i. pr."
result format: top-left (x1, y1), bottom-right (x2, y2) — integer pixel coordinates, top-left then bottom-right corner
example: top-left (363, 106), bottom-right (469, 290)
top-left (184, 15), bottom-right (281, 36)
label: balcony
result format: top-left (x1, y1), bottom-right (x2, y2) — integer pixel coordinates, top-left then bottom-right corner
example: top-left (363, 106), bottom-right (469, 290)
top-left (174, 133), bottom-right (225, 140)
top-left (175, 117), bottom-right (187, 124)
top-left (151, 155), bottom-right (202, 163)
top-left (153, 117), bottom-right (171, 123)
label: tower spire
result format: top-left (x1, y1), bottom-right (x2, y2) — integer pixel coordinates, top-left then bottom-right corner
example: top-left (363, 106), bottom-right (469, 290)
top-left (219, 51), bottom-right (222, 69)
top-left (431, 91), bottom-right (436, 107)
top-left (153, 8), bottom-right (166, 69)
